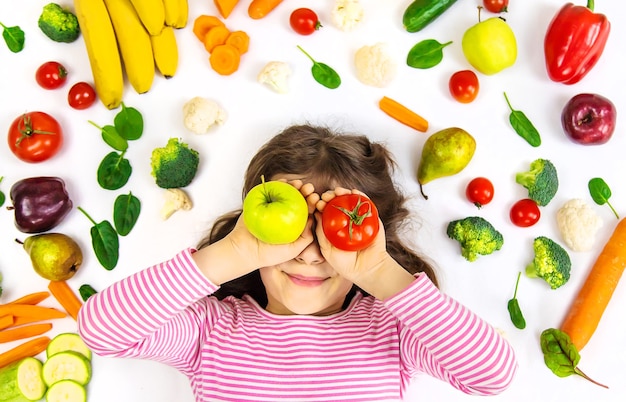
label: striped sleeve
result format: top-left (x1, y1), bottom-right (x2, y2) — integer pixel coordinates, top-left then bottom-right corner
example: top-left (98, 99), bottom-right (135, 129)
top-left (384, 273), bottom-right (518, 396)
top-left (77, 248), bottom-right (221, 371)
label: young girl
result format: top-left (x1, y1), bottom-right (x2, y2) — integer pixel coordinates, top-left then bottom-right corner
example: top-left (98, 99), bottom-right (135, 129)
top-left (77, 124), bottom-right (517, 401)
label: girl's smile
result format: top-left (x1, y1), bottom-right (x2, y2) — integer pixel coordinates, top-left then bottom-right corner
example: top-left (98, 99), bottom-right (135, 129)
top-left (286, 273), bottom-right (329, 287)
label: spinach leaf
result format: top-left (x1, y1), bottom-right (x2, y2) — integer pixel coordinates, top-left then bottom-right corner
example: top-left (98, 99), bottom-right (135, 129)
top-left (507, 272), bottom-right (526, 329)
top-left (114, 103), bottom-right (143, 140)
top-left (406, 39), bottom-right (452, 69)
top-left (89, 120), bottom-right (128, 151)
top-left (78, 284), bottom-right (98, 302)
top-left (1, 22), bottom-right (25, 53)
top-left (297, 45), bottom-right (341, 89)
top-left (113, 192), bottom-right (141, 236)
top-left (503, 92), bottom-right (541, 147)
top-left (540, 328), bottom-right (608, 388)
top-left (0, 176), bottom-right (5, 207)
top-left (78, 207), bottom-right (120, 270)
top-left (97, 151), bottom-right (132, 190)
top-left (588, 177), bottom-right (619, 219)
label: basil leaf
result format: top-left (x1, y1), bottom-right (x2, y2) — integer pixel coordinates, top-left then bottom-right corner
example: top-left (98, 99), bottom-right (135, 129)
top-left (113, 192), bottom-right (141, 236)
top-left (1, 23), bottom-right (25, 53)
top-left (503, 92), bottom-right (541, 147)
top-left (97, 151), bottom-right (132, 190)
top-left (406, 39), bottom-right (452, 69)
top-left (78, 207), bottom-right (120, 270)
top-left (114, 103), bottom-right (143, 140)
top-left (297, 45), bottom-right (341, 89)
top-left (588, 177), bottom-right (619, 219)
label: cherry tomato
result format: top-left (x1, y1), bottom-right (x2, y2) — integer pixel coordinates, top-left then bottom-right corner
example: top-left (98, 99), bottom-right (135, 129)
top-left (466, 177), bottom-right (494, 208)
top-left (289, 8), bottom-right (321, 35)
top-left (483, 0), bottom-right (509, 13)
top-left (7, 111), bottom-right (63, 163)
top-left (321, 193), bottom-right (380, 251)
top-left (35, 61), bottom-right (68, 90)
top-left (449, 70), bottom-right (480, 103)
top-left (510, 198), bottom-right (541, 227)
top-left (68, 82), bottom-right (97, 110)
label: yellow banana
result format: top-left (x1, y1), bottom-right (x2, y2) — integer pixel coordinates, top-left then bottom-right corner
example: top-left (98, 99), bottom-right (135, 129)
top-left (129, 0), bottom-right (165, 35)
top-left (174, 0), bottom-right (188, 28)
top-left (151, 26), bottom-right (178, 78)
top-left (104, 0), bottom-right (155, 94)
top-left (73, 0), bottom-right (124, 109)
top-left (163, 0), bottom-right (179, 27)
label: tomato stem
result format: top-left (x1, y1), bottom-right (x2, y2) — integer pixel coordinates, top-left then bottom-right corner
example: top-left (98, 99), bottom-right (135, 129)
top-left (334, 196), bottom-right (372, 240)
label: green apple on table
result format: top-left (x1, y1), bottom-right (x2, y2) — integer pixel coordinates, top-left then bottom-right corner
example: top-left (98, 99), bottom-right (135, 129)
top-left (462, 10), bottom-right (517, 75)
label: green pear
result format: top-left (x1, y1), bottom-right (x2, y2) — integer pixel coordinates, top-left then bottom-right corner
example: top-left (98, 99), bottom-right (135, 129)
top-left (18, 233), bottom-right (83, 281)
top-left (417, 127), bottom-right (476, 199)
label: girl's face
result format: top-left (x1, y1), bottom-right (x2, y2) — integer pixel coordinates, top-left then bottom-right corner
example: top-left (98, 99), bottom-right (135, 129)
top-left (259, 228), bottom-right (354, 316)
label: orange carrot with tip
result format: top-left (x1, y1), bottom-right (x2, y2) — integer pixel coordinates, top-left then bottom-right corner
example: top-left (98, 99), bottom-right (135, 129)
top-left (248, 0), bottom-right (283, 19)
top-left (0, 323), bottom-right (53, 344)
top-left (0, 304), bottom-right (66, 320)
top-left (0, 336), bottom-right (50, 369)
top-left (6, 291), bottom-right (50, 306)
top-left (379, 96), bottom-right (429, 133)
top-left (0, 316), bottom-right (14, 331)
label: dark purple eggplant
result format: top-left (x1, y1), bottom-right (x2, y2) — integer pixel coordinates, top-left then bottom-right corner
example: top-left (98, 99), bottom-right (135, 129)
top-left (8, 176), bottom-right (73, 233)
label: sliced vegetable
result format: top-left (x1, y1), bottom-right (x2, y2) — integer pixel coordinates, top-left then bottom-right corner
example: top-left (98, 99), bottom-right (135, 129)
top-left (503, 92), bottom-right (541, 147)
top-left (6, 291), bottom-right (50, 305)
top-left (0, 323), bottom-right (53, 343)
top-left (192, 15), bottom-right (225, 42)
top-left (42, 351), bottom-right (91, 386)
top-left (378, 96), bottom-right (429, 132)
top-left (0, 315), bottom-right (14, 330)
top-left (0, 304), bottom-right (66, 321)
top-left (507, 272), bottom-right (526, 329)
top-left (225, 30), bottom-right (250, 54)
top-left (46, 332), bottom-right (92, 360)
top-left (588, 177), bottom-right (619, 219)
top-left (214, 0), bottom-right (240, 19)
top-left (297, 45), bottom-right (341, 89)
top-left (45, 379), bottom-right (87, 402)
top-left (248, 0), bottom-right (284, 19)
top-left (209, 44), bottom-right (241, 75)
top-left (406, 39), bottom-right (452, 69)
top-left (0, 357), bottom-right (46, 400)
top-left (48, 281), bottom-right (83, 320)
top-left (203, 25), bottom-right (230, 53)
top-left (0, 336), bottom-right (50, 369)
top-left (560, 217), bottom-right (626, 350)
top-left (1, 21), bottom-right (25, 53)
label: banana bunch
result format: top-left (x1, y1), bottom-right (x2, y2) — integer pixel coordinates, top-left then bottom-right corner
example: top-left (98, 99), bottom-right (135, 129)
top-left (73, 0), bottom-right (187, 109)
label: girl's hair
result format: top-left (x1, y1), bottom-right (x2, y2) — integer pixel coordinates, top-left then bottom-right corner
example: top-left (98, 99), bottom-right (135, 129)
top-left (198, 124), bottom-right (437, 306)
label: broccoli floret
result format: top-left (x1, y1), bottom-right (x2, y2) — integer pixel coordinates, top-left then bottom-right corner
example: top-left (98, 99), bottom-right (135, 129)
top-left (38, 3), bottom-right (80, 43)
top-left (525, 236), bottom-right (571, 289)
top-left (150, 138), bottom-right (200, 189)
top-left (515, 158), bottom-right (559, 206)
top-left (446, 216), bottom-right (504, 262)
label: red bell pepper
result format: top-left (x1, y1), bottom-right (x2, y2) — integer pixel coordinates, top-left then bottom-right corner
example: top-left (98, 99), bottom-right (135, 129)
top-left (544, 0), bottom-right (610, 85)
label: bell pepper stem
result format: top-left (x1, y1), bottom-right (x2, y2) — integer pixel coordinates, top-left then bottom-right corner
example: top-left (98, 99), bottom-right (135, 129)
top-left (587, 0), bottom-right (594, 11)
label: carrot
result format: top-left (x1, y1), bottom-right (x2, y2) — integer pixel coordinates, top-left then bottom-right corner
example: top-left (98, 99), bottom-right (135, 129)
top-left (6, 291), bottom-right (50, 306)
top-left (0, 336), bottom-right (50, 369)
top-left (560, 217), bottom-right (626, 351)
top-left (0, 316), bottom-right (14, 331)
top-left (203, 25), bottom-right (231, 53)
top-left (192, 15), bottom-right (225, 42)
top-left (48, 281), bottom-right (83, 321)
top-left (379, 96), bottom-right (429, 133)
top-left (225, 30), bottom-right (249, 54)
top-left (10, 316), bottom-right (51, 328)
top-left (0, 304), bottom-right (66, 320)
top-left (214, 0), bottom-right (240, 19)
top-left (0, 323), bottom-right (53, 344)
top-left (248, 0), bottom-right (284, 19)
top-left (209, 44), bottom-right (241, 76)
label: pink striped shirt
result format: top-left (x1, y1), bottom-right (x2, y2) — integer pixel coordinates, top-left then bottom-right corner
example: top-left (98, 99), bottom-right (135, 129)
top-left (77, 249), bottom-right (517, 401)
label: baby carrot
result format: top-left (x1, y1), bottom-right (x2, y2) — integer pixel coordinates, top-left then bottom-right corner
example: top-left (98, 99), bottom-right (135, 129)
top-left (379, 96), bottom-right (429, 133)
top-left (0, 323), bottom-right (53, 344)
top-left (6, 291), bottom-right (50, 306)
top-left (48, 281), bottom-right (83, 321)
top-left (0, 315), bottom-right (14, 330)
top-left (248, 0), bottom-right (283, 19)
top-left (560, 217), bottom-right (626, 350)
top-left (0, 304), bottom-right (66, 320)
top-left (0, 336), bottom-right (50, 369)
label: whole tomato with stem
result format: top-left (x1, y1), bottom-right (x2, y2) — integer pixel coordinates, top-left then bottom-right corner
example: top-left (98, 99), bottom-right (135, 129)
top-left (7, 112), bottom-right (63, 163)
top-left (68, 82), bottom-right (97, 110)
top-left (510, 198), bottom-right (540, 227)
top-left (321, 193), bottom-right (380, 251)
top-left (449, 70), bottom-right (480, 103)
top-left (466, 177), bottom-right (494, 208)
top-left (483, 0), bottom-right (508, 13)
top-left (35, 61), bottom-right (68, 90)
top-left (289, 8), bottom-right (322, 35)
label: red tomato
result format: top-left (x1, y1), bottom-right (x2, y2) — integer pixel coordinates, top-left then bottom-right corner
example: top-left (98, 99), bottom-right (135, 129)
top-left (289, 8), bottom-right (321, 35)
top-left (466, 177), bottom-right (494, 208)
top-left (321, 194), bottom-right (380, 251)
top-left (68, 82), bottom-right (97, 110)
top-left (483, 0), bottom-right (509, 13)
top-left (7, 112), bottom-right (63, 163)
top-left (510, 198), bottom-right (541, 227)
top-left (449, 70), bottom-right (480, 103)
top-left (35, 61), bottom-right (68, 90)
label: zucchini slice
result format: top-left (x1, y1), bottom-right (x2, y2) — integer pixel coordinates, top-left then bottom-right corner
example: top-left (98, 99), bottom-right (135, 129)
top-left (0, 356), bottom-right (47, 401)
top-left (42, 351), bottom-right (92, 387)
top-left (46, 333), bottom-right (92, 360)
top-left (45, 379), bottom-right (86, 402)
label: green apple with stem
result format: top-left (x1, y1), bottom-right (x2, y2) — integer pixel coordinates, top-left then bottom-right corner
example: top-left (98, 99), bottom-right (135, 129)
top-left (462, 7), bottom-right (517, 75)
top-left (242, 177), bottom-right (309, 244)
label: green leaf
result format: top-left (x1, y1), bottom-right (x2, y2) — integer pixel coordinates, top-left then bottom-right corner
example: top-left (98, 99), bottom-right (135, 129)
top-left (406, 39), bottom-right (452, 69)
top-left (297, 45), bottom-right (341, 89)
top-left (113, 192), bottom-right (141, 236)
top-left (0, 176), bottom-right (5, 207)
top-left (78, 284), bottom-right (98, 302)
top-left (507, 272), bottom-right (526, 329)
top-left (2, 23), bottom-right (25, 53)
top-left (78, 207), bottom-right (119, 271)
top-left (89, 120), bottom-right (128, 151)
top-left (503, 92), bottom-right (541, 147)
top-left (588, 177), bottom-right (619, 219)
top-left (97, 151), bottom-right (132, 190)
top-left (114, 103), bottom-right (143, 140)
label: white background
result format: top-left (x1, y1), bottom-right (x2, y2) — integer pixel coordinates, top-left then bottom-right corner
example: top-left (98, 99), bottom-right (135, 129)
top-left (1, 0), bottom-right (625, 401)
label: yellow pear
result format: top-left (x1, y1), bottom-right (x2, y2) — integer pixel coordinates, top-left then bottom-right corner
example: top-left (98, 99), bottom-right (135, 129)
top-left (19, 233), bottom-right (83, 281)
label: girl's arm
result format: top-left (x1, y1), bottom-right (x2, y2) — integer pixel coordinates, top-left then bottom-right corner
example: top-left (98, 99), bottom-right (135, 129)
top-left (385, 274), bottom-right (518, 396)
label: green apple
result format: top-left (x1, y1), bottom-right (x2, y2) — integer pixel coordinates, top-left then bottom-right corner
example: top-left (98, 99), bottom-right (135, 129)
top-left (242, 180), bottom-right (308, 244)
top-left (462, 16), bottom-right (517, 75)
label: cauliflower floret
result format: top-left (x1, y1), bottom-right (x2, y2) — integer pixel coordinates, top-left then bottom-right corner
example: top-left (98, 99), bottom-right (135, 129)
top-left (331, 0), bottom-right (364, 31)
top-left (161, 188), bottom-right (193, 220)
top-left (182, 97), bottom-right (227, 134)
top-left (556, 198), bottom-right (603, 252)
top-left (257, 61), bottom-right (292, 94)
top-left (354, 43), bottom-right (397, 88)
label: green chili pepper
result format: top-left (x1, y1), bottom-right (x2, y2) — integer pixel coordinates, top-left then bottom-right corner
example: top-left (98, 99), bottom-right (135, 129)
top-left (503, 92), bottom-right (541, 147)
top-left (507, 272), bottom-right (526, 329)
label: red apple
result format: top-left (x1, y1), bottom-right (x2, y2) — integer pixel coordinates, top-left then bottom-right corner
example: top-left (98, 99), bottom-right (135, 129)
top-left (561, 93), bottom-right (616, 145)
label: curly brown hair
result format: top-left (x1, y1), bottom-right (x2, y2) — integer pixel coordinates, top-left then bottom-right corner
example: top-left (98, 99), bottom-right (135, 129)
top-left (198, 124), bottom-right (437, 306)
